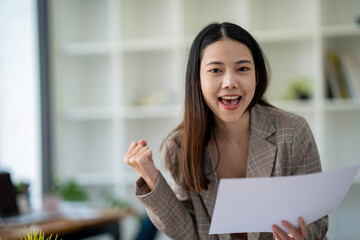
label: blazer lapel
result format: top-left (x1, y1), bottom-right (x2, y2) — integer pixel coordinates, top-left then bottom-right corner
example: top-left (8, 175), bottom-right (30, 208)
top-left (200, 147), bottom-right (218, 219)
top-left (246, 105), bottom-right (277, 179)
top-left (247, 105), bottom-right (277, 240)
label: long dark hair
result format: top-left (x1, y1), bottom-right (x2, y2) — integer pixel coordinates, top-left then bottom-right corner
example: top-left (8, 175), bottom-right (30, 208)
top-left (165, 22), bottom-right (272, 192)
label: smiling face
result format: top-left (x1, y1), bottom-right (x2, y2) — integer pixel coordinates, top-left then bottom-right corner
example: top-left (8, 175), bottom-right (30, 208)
top-left (200, 38), bottom-right (256, 124)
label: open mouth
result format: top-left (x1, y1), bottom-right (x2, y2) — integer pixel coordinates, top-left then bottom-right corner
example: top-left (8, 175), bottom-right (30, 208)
top-left (218, 96), bottom-right (242, 106)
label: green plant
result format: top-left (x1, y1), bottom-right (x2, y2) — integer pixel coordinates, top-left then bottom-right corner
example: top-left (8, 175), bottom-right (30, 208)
top-left (14, 182), bottom-right (29, 195)
top-left (285, 77), bottom-right (312, 100)
top-left (51, 178), bottom-right (88, 202)
top-left (21, 227), bottom-right (59, 240)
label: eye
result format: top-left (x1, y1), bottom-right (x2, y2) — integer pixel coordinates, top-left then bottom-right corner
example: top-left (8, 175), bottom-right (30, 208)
top-left (209, 68), bottom-right (222, 73)
top-left (238, 67), bottom-right (250, 72)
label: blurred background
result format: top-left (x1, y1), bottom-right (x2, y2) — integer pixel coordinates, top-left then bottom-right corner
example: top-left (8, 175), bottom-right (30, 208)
top-left (0, 0), bottom-right (360, 239)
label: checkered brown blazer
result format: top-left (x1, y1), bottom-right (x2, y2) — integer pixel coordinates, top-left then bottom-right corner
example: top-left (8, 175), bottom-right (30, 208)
top-left (136, 104), bottom-right (328, 240)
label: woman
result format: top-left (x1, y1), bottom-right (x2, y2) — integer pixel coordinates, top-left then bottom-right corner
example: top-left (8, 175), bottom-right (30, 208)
top-left (124, 22), bottom-right (328, 240)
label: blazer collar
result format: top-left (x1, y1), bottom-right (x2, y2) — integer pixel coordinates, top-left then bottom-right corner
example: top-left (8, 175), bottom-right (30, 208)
top-left (200, 104), bottom-right (277, 239)
top-left (246, 104), bottom-right (277, 178)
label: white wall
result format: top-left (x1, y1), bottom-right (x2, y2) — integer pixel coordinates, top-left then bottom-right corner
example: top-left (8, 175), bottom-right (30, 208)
top-left (0, 0), bottom-right (41, 210)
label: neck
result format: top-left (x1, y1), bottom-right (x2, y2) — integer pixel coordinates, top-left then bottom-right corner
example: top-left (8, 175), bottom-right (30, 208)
top-left (213, 110), bottom-right (251, 145)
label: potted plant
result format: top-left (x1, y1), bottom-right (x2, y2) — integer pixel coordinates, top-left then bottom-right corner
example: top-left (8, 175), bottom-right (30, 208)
top-left (46, 178), bottom-right (89, 214)
top-left (285, 77), bottom-right (312, 100)
top-left (51, 178), bottom-right (88, 202)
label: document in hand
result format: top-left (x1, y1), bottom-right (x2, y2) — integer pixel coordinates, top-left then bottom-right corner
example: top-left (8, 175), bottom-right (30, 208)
top-left (209, 165), bottom-right (360, 234)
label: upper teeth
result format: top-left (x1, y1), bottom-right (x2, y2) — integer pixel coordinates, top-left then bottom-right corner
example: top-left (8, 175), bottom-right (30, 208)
top-left (221, 96), bottom-right (239, 100)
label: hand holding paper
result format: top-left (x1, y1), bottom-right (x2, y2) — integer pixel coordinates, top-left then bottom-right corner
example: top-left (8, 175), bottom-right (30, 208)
top-left (209, 165), bottom-right (360, 234)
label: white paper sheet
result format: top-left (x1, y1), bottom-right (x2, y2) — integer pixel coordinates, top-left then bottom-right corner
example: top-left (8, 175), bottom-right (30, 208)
top-left (209, 165), bottom-right (360, 234)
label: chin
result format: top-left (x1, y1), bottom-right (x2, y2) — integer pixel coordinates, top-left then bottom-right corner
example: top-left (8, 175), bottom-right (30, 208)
top-left (217, 115), bottom-right (242, 124)
top-left (214, 109), bottom-right (249, 124)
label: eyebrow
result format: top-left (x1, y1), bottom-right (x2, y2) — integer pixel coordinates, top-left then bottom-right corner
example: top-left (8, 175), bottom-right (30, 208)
top-left (205, 60), bottom-right (253, 66)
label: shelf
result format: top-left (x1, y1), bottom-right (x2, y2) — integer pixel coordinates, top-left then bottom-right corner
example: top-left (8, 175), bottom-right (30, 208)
top-left (64, 105), bottom-right (182, 121)
top-left (253, 29), bottom-right (314, 43)
top-left (64, 108), bottom-right (117, 121)
top-left (261, 40), bottom-right (315, 101)
top-left (62, 42), bottom-right (117, 56)
top-left (321, 0), bottom-right (360, 30)
top-left (51, 1), bottom-right (360, 227)
top-left (55, 0), bottom-right (112, 44)
top-left (272, 100), bottom-right (316, 113)
top-left (62, 38), bottom-right (175, 56)
top-left (122, 51), bottom-right (178, 106)
top-left (324, 99), bottom-right (360, 112)
top-left (322, 25), bottom-right (360, 38)
top-left (182, 29), bottom-right (315, 47)
top-left (274, 99), bottom-right (360, 113)
top-left (120, 0), bottom-right (174, 40)
top-left (61, 26), bottom-right (350, 56)
top-left (182, 0), bottom-right (248, 37)
top-left (122, 105), bottom-right (182, 119)
top-left (121, 38), bottom-right (174, 52)
top-left (249, 0), bottom-right (316, 32)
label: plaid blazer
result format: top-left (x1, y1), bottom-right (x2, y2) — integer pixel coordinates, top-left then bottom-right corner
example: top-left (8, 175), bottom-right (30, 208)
top-left (136, 104), bottom-right (328, 240)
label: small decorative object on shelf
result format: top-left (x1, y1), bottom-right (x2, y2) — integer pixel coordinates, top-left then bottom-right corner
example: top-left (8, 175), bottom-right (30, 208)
top-left (285, 77), bottom-right (312, 100)
top-left (136, 90), bottom-right (174, 106)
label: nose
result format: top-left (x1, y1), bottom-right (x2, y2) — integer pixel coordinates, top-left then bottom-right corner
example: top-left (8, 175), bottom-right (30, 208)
top-left (222, 72), bottom-right (238, 89)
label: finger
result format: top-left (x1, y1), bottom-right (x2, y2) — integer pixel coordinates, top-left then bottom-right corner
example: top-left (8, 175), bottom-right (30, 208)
top-left (130, 148), bottom-right (153, 170)
top-left (126, 144), bottom-right (147, 164)
top-left (139, 139), bottom-right (147, 146)
top-left (128, 141), bottom-right (138, 152)
top-left (298, 217), bottom-right (308, 237)
top-left (273, 231), bottom-right (281, 240)
top-left (272, 224), bottom-right (291, 240)
top-left (136, 145), bottom-right (150, 159)
top-left (282, 221), bottom-right (301, 239)
top-left (130, 142), bottom-right (147, 157)
top-left (124, 141), bottom-right (138, 161)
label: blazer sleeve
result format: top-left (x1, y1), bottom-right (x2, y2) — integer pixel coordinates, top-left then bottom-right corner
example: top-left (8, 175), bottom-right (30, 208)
top-left (291, 117), bottom-right (329, 240)
top-left (135, 173), bottom-right (198, 240)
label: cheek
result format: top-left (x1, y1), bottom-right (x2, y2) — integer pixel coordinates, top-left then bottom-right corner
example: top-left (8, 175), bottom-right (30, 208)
top-left (243, 76), bottom-right (257, 93)
top-left (200, 78), bottom-right (215, 96)
top-left (202, 83), bottom-right (218, 102)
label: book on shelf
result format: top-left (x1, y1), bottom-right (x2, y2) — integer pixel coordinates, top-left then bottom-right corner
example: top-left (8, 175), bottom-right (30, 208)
top-left (341, 53), bottom-right (360, 99)
top-left (325, 51), bottom-right (360, 100)
top-left (325, 52), bottom-right (342, 99)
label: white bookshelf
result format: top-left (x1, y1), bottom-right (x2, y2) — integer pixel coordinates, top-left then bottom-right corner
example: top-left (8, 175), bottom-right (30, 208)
top-left (50, 0), bottom-right (360, 239)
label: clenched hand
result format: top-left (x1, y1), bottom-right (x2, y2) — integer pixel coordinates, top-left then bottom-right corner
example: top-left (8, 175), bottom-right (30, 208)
top-left (124, 139), bottom-right (159, 190)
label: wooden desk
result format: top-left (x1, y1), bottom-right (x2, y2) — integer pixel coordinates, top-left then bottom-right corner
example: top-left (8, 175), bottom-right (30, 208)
top-left (0, 209), bottom-right (134, 240)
